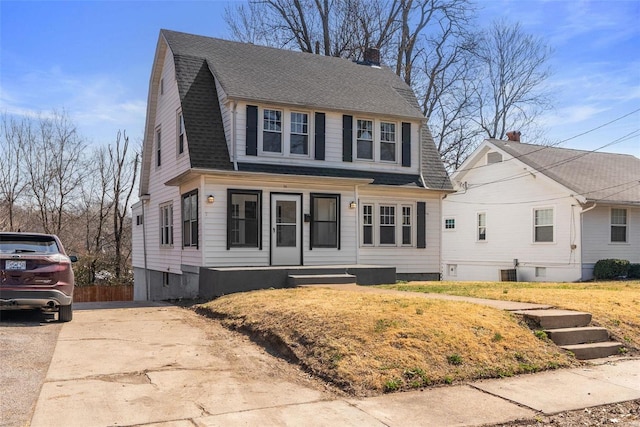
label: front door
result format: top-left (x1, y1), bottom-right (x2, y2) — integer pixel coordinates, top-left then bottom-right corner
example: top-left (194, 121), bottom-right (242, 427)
top-left (271, 194), bottom-right (301, 266)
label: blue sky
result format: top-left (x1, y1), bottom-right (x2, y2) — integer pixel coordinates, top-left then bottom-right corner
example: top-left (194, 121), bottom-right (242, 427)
top-left (1, 0), bottom-right (638, 157)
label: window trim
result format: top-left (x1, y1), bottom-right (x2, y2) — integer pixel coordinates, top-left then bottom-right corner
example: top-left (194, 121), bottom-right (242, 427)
top-left (355, 118), bottom-right (374, 161)
top-left (402, 205), bottom-right (412, 246)
top-left (310, 193), bottom-right (340, 249)
top-left (160, 203), bottom-right (174, 247)
top-left (379, 204), bottom-right (396, 246)
top-left (257, 106), bottom-right (313, 158)
top-left (533, 207), bottom-right (554, 243)
top-left (181, 190), bottom-right (198, 248)
top-left (227, 189), bottom-right (263, 250)
top-left (610, 207), bottom-right (628, 243)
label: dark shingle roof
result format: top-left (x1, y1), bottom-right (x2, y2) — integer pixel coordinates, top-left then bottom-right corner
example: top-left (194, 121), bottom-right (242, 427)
top-left (162, 29), bottom-right (424, 119)
top-left (490, 139), bottom-right (640, 204)
top-left (173, 54), bottom-right (233, 170)
top-left (421, 126), bottom-right (453, 190)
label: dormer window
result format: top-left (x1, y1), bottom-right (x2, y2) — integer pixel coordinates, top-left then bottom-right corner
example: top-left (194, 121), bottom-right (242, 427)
top-left (177, 111), bottom-right (185, 154)
top-left (356, 119), bottom-right (373, 160)
top-left (380, 122), bottom-right (396, 162)
top-left (263, 109), bottom-right (282, 153)
top-left (290, 112), bottom-right (308, 155)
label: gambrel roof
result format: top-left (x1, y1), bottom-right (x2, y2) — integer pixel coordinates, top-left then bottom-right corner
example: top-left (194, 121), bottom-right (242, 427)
top-left (139, 30), bottom-right (452, 195)
top-left (162, 29), bottom-right (424, 119)
top-left (464, 139), bottom-right (640, 205)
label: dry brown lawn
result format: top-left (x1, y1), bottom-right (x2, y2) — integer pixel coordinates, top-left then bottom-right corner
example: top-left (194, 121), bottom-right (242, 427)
top-left (195, 287), bottom-right (574, 396)
top-left (383, 281), bottom-right (640, 351)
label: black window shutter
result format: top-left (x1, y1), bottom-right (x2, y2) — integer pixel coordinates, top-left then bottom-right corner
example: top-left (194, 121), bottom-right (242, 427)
top-left (246, 105), bottom-right (258, 156)
top-left (315, 113), bottom-right (325, 160)
top-left (417, 201), bottom-right (426, 248)
top-left (402, 122), bottom-right (411, 167)
top-left (342, 115), bottom-right (353, 162)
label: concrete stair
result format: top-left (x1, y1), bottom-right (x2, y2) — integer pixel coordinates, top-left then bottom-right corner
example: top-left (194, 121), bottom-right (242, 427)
top-left (288, 273), bottom-right (356, 287)
top-left (514, 309), bottom-right (623, 360)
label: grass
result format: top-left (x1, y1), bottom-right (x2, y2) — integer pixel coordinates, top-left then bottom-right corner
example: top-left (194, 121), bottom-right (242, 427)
top-left (381, 281), bottom-right (640, 350)
top-left (195, 286), bottom-right (575, 396)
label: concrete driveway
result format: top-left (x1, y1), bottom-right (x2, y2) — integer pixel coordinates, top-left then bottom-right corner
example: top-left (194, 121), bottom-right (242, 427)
top-left (30, 302), bottom-right (640, 426)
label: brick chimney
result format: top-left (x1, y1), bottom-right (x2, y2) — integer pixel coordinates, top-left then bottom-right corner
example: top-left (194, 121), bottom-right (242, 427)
top-left (363, 47), bottom-right (380, 66)
top-left (506, 131), bottom-right (521, 142)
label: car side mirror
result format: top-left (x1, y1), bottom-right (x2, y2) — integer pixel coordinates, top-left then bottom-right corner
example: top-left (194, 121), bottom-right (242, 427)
top-left (69, 255), bottom-right (78, 263)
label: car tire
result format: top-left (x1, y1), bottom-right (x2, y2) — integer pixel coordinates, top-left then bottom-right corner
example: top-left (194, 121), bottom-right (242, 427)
top-left (58, 303), bottom-right (73, 322)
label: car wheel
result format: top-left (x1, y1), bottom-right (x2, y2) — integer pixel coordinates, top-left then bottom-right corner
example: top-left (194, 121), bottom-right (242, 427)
top-left (58, 303), bottom-right (73, 322)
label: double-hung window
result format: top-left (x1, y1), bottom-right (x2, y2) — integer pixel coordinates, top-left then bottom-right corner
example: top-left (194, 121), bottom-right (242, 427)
top-left (182, 190), bottom-right (198, 248)
top-left (362, 204), bottom-right (373, 245)
top-left (477, 212), bottom-right (487, 241)
top-left (534, 208), bottom-right (553, 242)
top-left (160, 204), bottom-right (173, 246)
top-left (379, 205), bottom-right (396, 245)
top-left (177, 111), bottom-right (185, 154)
top-left (156, 128), bottom-right (162, 167)
top-left (263, 109), bottom-right (282, 153)
top-left (311, 194), bottom-right (339, 248)
top-left (380, 122), bottom-right (396, 162)
top-left (356, 119), bottom-right (373, 160)
top-left (611, 208), bottom-right (627, 242)
top-left (228, 190), bottom-right (261, 248)
top-left (290, 112), bottom-right (308, 155)
top-left (402, 206), bottom-right (412, 245)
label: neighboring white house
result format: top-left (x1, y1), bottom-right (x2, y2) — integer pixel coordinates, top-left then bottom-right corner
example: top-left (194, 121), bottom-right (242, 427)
top-left (132, 29), bottom-right (453, 300)
top-left (441, 134), bottom-right (640, 282)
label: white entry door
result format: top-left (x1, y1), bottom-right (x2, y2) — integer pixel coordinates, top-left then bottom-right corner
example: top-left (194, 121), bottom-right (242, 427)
top-left (271, 194), bottom-right (301, 266)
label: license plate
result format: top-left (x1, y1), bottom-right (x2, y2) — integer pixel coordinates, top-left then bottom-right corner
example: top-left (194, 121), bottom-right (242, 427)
top-left (5, 260), bottom-right (26, 270)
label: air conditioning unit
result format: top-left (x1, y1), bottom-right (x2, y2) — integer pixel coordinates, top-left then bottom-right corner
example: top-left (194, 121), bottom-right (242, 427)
top-left (500, 269), bottom-right (517, 282)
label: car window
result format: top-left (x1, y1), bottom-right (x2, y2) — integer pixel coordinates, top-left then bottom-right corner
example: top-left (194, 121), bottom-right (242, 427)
top-left (0, 236), bottom-right (60, 254)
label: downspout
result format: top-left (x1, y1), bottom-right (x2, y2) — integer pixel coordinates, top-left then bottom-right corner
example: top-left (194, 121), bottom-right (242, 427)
top-left (354, 184), bottom-right (361, 265)
top-left (140, 195), bottom-right (150, 300)
top-left (232, 101), bottom-right (238, 171)
top-left (579, 201), bottom-right (597, 280)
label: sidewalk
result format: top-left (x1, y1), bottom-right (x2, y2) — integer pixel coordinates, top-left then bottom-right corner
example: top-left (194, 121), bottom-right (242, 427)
top-left (30, 302), bottom-right (640, 426)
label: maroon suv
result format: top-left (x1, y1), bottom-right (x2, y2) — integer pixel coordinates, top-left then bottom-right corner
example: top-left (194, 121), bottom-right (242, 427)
top-left (0, 232), bottom-right (76, 322)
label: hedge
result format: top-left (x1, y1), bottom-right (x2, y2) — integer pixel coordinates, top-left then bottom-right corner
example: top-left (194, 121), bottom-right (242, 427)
top-left (593, 259), bottom-right (630, 280)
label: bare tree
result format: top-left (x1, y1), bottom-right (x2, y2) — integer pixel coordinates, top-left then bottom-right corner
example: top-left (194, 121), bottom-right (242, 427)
top-left (109, 130), bottom-right (139, 279)
top-left (0, 115), bottom-right (29, 231)
top-left (21, 111), bottom-right (86, 236)
top-left (471, 19), bottom-right (553, 140)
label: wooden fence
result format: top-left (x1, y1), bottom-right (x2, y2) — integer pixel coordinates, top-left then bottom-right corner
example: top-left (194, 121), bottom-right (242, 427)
top-left (73, 285), bottom-right (134, 303)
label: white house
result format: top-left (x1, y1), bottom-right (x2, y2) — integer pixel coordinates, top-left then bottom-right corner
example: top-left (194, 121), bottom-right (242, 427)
top-left (132, 29), bottom-right (453, 300)
top-left (442, 133), bottom-right (640, 282)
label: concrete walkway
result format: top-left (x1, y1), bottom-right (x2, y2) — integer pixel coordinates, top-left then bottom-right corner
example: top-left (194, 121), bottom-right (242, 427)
top-left (30, 301), bottom-right (640, 427)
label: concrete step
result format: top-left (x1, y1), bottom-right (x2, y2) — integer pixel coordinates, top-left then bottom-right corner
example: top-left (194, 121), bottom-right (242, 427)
top-left (288, 273), bottom-right (356, 287)
top-left (514, 309), bottom-right (592, 329)
top-left (545, 327), bottom-right (609, 346)
top-left (560, 341), bottom-right (624, 360)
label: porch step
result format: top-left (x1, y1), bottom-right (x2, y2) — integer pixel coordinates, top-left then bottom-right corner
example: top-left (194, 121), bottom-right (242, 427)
top-left (514, 309), bottom-right (592, 329)
top-left (560, 341), bottom-right (624, 360)
top-left (544, 326), bottom-right (609, 346)
top-left (289, 273), bottom-right (356, 287)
